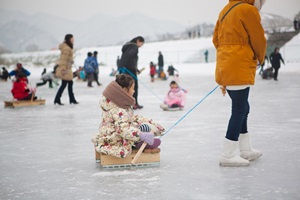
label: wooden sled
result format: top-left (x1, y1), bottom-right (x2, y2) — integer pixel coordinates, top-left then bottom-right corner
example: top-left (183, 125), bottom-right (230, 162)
top-left (95, 148), bottom-right (160, 169)
top-left (4, 99), bottom-right (46, 108)
top-left (4, 93), bottom-right (45, 108)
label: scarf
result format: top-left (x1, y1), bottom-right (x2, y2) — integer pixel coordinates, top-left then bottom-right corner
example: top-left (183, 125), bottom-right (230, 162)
top-left (102, 81), bottom-right (135, 109)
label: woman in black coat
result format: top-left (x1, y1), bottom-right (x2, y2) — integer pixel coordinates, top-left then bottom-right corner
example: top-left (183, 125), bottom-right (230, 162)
top-left (269, 47), bottom-right (285, 81)
top-left (119, 36), bottom-right (144, 109)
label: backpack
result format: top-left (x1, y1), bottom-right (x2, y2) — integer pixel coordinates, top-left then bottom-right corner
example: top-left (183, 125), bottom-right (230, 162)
top-left (84, 59), bottom-right (95, 73)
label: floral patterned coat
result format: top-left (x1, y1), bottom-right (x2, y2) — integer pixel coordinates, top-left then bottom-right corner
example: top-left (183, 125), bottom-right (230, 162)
top-left (92, 96), bottom-right (165, 158)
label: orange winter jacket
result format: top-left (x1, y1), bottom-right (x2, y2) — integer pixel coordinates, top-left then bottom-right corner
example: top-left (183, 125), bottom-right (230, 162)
top-left (213, 0), bottom-right (266, 86)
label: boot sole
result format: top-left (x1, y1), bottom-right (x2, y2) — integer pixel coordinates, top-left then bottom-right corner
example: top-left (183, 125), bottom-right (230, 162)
top-left (241, 153), bottom-right (262, 161)
top-left (219, 162), bottom-right (250, 167)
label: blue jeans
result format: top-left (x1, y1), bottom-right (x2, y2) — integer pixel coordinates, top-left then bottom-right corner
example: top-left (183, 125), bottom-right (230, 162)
top-left (226, 87), bottom-right (250, 141)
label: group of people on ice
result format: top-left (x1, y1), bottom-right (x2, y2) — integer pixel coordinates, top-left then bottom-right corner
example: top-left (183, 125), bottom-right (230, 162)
top-left (82, 51), bottom-right (101, 87)
top-left (147, 51), bottom-right (179, 82)
top-left (6, 62), bottom-right (62, 101)
top-left (4, 0), bottom-right (276, 168)
top-left (93, 0), bottom-right (270, 168)
top-left (7, 63), bottom-right (38, 101)
top-left (92, 36), bottom-right (188, 157)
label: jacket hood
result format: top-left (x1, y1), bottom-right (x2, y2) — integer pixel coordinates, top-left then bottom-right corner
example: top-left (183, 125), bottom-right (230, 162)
top-left (122, 42), bottom-right (137, 53)
top-left (231, 0), bottom-right (266, 10)
top-left (86, 56), bottom-right (94, 62)
top-left (102, 81), bottom-right (135, 109)
top-left (59, 42), bottom-right (69, 50)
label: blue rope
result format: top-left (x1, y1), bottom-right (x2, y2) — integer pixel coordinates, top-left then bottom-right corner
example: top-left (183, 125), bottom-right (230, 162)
top-left (121, 67), bottom-right (163, 102)
top-left (160, 85), bottom-right (219, 138)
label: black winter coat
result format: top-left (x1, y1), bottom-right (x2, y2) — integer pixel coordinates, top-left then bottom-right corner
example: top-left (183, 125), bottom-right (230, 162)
top-left (120, 42), bottom-right (139, 75)
top-left (270, 52), bottom-right (284, 68)
top-left (158, 54), bottom-right (164, 67)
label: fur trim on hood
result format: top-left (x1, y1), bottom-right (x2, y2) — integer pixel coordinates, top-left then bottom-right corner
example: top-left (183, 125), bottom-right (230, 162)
top-left (253, 0), bottom-right (266, 11)
top-left (102, 81), bottom-right (135, 109)
top-left (234, 0), bottom-right (266, 11)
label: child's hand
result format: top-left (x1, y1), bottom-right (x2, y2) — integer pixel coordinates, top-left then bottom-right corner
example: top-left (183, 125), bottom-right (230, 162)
top-left (220, 86), bottom-right (226, 96)
top-left (139, 132), bottom-right (154, 145)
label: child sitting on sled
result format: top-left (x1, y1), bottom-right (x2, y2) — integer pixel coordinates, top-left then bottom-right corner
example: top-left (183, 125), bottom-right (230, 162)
top-left (160, 80), bottom-right (186, 110)
top-left (11, 74), bottom-right (37, 101)
top-left (92, 74), bottom-right (165, 158)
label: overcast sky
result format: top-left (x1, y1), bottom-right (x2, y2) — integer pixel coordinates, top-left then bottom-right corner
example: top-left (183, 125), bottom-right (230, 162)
top-left (0, 0), bottom-right (299, 26)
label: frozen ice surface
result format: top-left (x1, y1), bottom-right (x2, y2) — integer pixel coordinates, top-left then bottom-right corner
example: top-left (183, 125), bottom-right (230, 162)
top-left (1, 61), bottom-right (300, 200)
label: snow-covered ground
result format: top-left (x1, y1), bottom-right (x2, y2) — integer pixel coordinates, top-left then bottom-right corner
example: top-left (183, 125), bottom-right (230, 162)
top-left (0, 35), bottom-right (300, 199)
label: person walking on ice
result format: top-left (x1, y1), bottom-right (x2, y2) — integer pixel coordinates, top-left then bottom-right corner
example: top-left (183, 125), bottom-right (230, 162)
top-left (92, 74), bottom-right (164, 158)
top-left (269, 47), bottom-right (285, 81)
top-left (213, 0), bottom-right (267, 167)
top-left (119, 36), bottom-right (145, 110)
top-left (54, 34), bottom-right (79, 105)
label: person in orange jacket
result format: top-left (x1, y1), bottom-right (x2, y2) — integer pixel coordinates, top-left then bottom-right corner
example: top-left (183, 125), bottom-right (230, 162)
top-left (213, 0), bottom-right (267, 167)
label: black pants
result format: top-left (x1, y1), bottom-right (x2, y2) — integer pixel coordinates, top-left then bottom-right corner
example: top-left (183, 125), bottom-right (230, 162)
top-left (20, 93), bottom-right (37, 101)
top-left (54, 80), bottom-right (76, 103)
top-left (133, 77), bottom-right (138, 105)
top-left (86, 73), bottom-right (94, 87)
top-left (273, 66), bottom-right (280, 80)
top-left (226, 88), bottom-right (250, 141)
top-left (36, 80), bottom-right (53, 87)
top-left (94, 72), bottom-right (100, 85)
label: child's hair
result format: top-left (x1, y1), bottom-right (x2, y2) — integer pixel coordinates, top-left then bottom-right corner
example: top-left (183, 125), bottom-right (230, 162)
top-left (115, 74), bottom-right (134, 90)
top-left (170, 80), bottom-right (177, 86)
top-left (15, 73), bottom-right (26, 82)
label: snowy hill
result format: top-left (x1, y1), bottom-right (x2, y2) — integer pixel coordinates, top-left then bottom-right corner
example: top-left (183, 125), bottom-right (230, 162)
top-left (281, 31), bottom-right (300, 62)
top-left (0, 9), bottom-right (184, 52)
top-left (261, 13), bottom-right (294, 33)
top-left (1, 34), bottom-right (299, 77)
top-left (0, 37), bottom-right (216, 71)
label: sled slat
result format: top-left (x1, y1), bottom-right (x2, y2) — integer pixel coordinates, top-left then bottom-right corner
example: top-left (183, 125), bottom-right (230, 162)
top-left (95, 148), bottom-right (160, 167)
top-left (4, 100), bottom-right (46, 108)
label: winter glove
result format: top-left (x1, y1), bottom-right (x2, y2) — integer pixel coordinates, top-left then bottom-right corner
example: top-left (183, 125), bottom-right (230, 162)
top-left (148, 123), bottom-right (165, 136)
top-left (139, 132), bottom-right (154, 145)
top-left (220, 86), bottom-right (226, 96)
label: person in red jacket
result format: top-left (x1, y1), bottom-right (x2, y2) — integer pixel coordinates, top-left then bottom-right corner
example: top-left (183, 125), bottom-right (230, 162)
top-left (149, 62), bottom-right (156, 82)
top-left (11, 74), bottom-right (37, 101)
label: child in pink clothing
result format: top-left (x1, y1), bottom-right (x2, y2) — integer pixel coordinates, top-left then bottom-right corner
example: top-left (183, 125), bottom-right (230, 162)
top-left (161, 81), bottom-right (186, 110)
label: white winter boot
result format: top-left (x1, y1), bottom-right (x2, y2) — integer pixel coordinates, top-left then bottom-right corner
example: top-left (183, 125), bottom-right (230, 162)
top-left (220, 138), bottom-right (250, 167)
top-left (160, 104), bottom-right (169, 110)
top-left (239, 133), bottom-right (262, 161)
